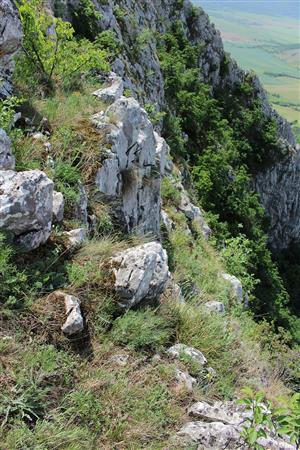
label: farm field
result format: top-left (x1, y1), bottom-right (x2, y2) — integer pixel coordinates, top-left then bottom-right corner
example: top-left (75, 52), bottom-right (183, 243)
top-left (196, 1), bottom-right (300, 142)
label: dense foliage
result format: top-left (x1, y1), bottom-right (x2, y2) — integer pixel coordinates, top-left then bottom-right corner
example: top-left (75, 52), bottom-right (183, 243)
top-left (158, 21), bottom-right (300, 341)
top-left (16, 0), bottom-right (109, 93)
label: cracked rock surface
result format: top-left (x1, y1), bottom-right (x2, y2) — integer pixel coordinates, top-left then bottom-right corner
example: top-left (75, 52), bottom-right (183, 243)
top-left (111, 241), bottom-right (169, 308)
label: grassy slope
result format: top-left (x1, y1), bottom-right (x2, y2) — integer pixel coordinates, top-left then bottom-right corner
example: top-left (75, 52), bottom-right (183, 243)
top-left (1, 86), bottom-right (299, 449)
top-left (194, 5), bottom-right (300, 140)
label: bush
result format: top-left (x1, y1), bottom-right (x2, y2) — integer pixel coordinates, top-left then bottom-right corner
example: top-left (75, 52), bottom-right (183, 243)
top-left (110, 308), bottom-right (173, 352)
top-left (0, 233), bottom-right (28, 310)
top-left (15, 0), bottom-right (109, 93)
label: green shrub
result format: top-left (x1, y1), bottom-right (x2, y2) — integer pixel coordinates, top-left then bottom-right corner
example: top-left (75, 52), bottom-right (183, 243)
top-left (110, 308), bottom-right (173, 352)
top-left (158, 21), bottom-right (300, 341)
top-left (0, 233), bottom-right (28, 309)
top-left (95, 30), bottom-right (122, 59)
top-left (15, 0), bottom-right (109, 93)
top-left (238, 388), bottom-right (300, 449)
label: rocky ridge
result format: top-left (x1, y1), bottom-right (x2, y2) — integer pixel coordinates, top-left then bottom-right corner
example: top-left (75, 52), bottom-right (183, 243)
top-left (50, 0), bottom-right (299, 249)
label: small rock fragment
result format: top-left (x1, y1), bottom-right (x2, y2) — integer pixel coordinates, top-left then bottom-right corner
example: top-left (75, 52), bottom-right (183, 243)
top-left (204, 301), bottom-right (225, 313)
top-left (52, 191), bottom-right (64, 223)
top-left (175, 368), bottom-right (196, 391)
top-left (65, 228), bottom-right (87, 249)
top-left (93, 72), bottom-right (124, 102)
top-left (61, 293), bottom-right (84, 335)
top-left (167, 343), bottom-right (207, 366)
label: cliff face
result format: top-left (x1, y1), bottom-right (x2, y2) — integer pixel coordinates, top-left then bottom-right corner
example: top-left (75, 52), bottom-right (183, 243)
top-left (70, 0), bottom-right (297, 249)
top-left (4, 0), bottom-right (299, 250)
top-left (254, 145), bottom-right (300, 250)
top-left (0, 0), bottom-right (22, 99)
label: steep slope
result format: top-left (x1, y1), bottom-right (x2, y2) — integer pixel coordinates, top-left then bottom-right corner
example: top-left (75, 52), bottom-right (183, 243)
top-left (49, 0), bottom-right (299, 251)
top-left (1, 1), bottom-right (300, 449)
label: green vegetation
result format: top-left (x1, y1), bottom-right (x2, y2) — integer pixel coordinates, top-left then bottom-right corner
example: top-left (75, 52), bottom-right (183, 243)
top-left (200, 6), bottom-right (300, 140)
top-left (0, 1), bottom-right (299, 448)
top-left (238, 387), bottom-right (300, 449)
top-left (15, 0), bottom-right (109, 93)
top-left (158, 21), bottom-right (300, 341)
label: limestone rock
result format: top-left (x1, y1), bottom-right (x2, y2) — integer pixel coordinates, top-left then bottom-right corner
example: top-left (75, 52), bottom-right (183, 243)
top-left (178, 421), bottom-right (241, 449)
top-left (167, 343), bottom-right (207, 366)
top-left (254, 145), bottom-right (300, 249)
top-left (0, 129), bottom-right (15, 170)
top-left (94, 96), bottom-right (165, 235)
top-left (188, 401), bottom-right (247, 426)
top-left (64, 228), bottom-right (87, 249)
top-left (61, 293), bottom-right (84, 335)
top-left (154, 132), bottom-right (170, 176)
top-left (175, 369), bottom-right (196, 391)
top-left (93, 72), bottom-right (124, 103)
top-left (161, 210), bottom-right (175, 233)
top-left (52, 191), bottom-right (64, 223)
top-left (204, 301), bottom-right (225, 313)
top-left (163, 278), bottom-right (185, 304)
top-left (111, 242), bottom-right (169, 308)
top-left (0, 0), bottom-right (23, 98)
top-left (0, 169), bottom-right (53, 250)
top-left (177, 400), bottom-right (295, 449)
top-left (178, 191), bottom-right (211, 240)
top-left (222, 273), bottom-right (244, 303)
top-left (109, 354), bottom-right (129, 366)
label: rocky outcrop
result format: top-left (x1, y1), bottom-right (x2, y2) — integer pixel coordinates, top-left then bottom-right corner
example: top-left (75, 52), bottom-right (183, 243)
top-left (111, 241), bottom-right (169, 308)
top-left (254, 145), bottom-right (300, 250)
top-left (93, 72), bottom-right (124, 103)
top-left (0, 169), bottom-right (54, 250)
top-left (0, 129), bottom-right (15, 170)
top-left (0, 0), bottom-right (23, 98)
top-left (178, 189), bottom-right (211, 239)
top-left (93, 93), bottom-right (168, 235)
top-left (177, 401), bottom-right (295, 449)
top-left (222, 273), bottom-right (244, 303)
top-left (50, 0), bottom-right (298, 248)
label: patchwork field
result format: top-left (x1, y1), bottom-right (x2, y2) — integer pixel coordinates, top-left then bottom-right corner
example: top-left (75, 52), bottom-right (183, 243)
top-left (195, 2), bottom-right (300, 141)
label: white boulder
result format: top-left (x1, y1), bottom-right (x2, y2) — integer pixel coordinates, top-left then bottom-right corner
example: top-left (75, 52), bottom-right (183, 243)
top-left (204, 300), bottom-right (225, 313)
top-left (111, 241), bottom-right (169, 308)
top-left (0, 169), bottom-right (53, 250)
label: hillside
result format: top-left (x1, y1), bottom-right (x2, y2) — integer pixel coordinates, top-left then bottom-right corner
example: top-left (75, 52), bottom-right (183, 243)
top-left (197, 0), bottom-right (300, 142)
top-left (0, 0), bottom-right (300, 449)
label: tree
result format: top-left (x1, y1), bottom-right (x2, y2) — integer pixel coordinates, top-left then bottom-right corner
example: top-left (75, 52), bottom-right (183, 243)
top-left (16, 0), bottom-right (109, 92)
